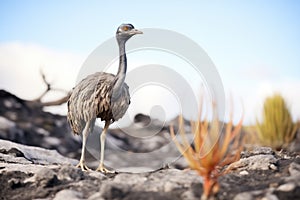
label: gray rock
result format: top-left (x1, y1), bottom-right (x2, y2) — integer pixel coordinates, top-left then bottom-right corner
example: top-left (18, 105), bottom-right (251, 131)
top-left (269, 164), bottom-right (278, 170)
top-left (100, 182), bottom-right (131, 199)
top-left (24, 167), bottom-right (58, 187)
top-left (86, 170), bottom-right (107, 180)
top-left (289, 162), bottom-right (300, 176)
top-left (181, 190), bottom-right (198, 200)
top-left (113, 173), bottom-right (148, 185)
top-left (43, 136), bottom-right (61, 146)
top-left (0, 90), bottom-right (82, 160)
top-left (262, 193), bottom-right (279, 200)
top-left (35, 127), bottom-right (50, 136)
top-left (0, 152), bottom-right (32, 164)
top-left (233, 192), bottom-right (254, 200)
top-left (0, 162), bottom-right (57, 174)
top-left (288, 131), bottom-right (300, 152)
top-left (229, 154), bottom-right (278, 171)
top-left (56, 164), bottom-right (87, 181)
top-left (53, 189), bottom-right (83, 200)
top-left (239, 170), bottom-right (249, 175)
top-left (284, 162), bottom-right (300, 186)
top-left (277, 183), bottom-right (296, 192)
top-left (0, 139), bottom-right (77, 165)
top-left (95, 169), bottom-right (202, 199)
top-left (1, 139), bottom-right (300, 200)
top-left (147, 169), bottom-right (201, 192)
top-left (0, 116), bottom-right (15, 131)
top-left (87, 192), bottom-right (104, 200)
top-left (251, 147), bottom-right (274, 155)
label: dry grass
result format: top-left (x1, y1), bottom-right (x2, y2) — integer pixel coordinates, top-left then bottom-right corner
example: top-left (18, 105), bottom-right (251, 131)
top-left (241, 125), bottom-right (260, 149)
top-left (170, 104), bottom-right (243, 200)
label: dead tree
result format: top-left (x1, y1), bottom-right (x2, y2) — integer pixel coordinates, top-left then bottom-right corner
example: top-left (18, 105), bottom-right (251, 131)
top-left (28, 70), bottom-right (70, 108)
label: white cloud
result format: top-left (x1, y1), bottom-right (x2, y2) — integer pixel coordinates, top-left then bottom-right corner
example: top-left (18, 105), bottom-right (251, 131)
top-left (239, 63), bottom-right (281, 81)
top-left (0, 41), bottom-right (84, 100)
top-left (0, 42), bottom-right (299, 124)
top-left (257, 79), bottom-right (300, 120)
top-left (233, 79), bottom-right (300, 125)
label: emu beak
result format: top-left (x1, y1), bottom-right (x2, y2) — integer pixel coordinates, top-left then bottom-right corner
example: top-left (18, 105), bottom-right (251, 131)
top-left (131, 29), bottom-right (143, 35)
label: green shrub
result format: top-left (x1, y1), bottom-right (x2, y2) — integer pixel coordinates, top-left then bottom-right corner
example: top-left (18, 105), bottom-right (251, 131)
top-left (256, 93), bottom-right (297, 150)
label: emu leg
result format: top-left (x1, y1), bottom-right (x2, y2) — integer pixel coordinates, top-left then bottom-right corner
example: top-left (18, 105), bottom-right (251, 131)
top-left (76, 120), bottom-right (91, 171)
top-left (96, 121), bottom-right (115, 173)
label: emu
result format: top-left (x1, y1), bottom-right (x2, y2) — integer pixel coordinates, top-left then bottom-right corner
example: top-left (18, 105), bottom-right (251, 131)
top-left (67, 24), bottom-right (142, 173)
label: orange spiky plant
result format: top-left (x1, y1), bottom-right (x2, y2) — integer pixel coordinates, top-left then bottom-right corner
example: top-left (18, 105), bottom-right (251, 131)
top-left (170, 101), bottom-right (244, 200)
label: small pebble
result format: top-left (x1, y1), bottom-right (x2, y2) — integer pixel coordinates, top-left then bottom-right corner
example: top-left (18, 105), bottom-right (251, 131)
top-left (269, 164), bottom-right (277, 170)
top-left (53, 189), bottom-right (83, 200)
top-left (164, 181), bottom-right (175, 192)
top-left (88, 192), bottom-right (104, 200)
top-left (289, 162), bottom-right (300, 176)
top-left (239, 170), bottom-right (249, 175)
top-left (277, 183), bottom-right (296, 192)
top-left (252, 147), bottom-right (273, 155)
top-left (269, 182), bottom-right (279, 188)
top-left (262, 194), bottom-right (279, 200)
top-left (233, 192), bottom-right (253, 200)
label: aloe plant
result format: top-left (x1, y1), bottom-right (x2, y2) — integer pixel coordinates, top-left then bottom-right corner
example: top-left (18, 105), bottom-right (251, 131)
top-left (170, 103), bottom-right (243, 200)
top-left (256, 93), bottom-right (297, 150)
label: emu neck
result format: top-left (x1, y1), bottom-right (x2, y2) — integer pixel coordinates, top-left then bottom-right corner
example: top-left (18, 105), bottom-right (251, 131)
top-left (112, 40), bottom-right (127, 100)
top-left (117, 40), bottom-right (127, 76)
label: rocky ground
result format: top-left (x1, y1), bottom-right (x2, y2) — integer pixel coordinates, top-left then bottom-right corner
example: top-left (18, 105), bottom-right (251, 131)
top-left (0, 89), bottom-right (300, 200)
top-left (0, 89), bottom-right (183, 171)
top-left (0, 139), bottom-right (300, 200)
top-left (0, 90), bottom-right (81, 158)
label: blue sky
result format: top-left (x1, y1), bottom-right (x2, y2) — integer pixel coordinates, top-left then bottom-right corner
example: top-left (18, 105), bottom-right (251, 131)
top-left (0, 1), bottom-right (300, 124)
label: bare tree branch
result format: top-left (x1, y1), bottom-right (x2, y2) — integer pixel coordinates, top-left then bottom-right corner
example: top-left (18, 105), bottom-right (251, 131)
top-left (31, 69), bottom-right (70, 107)
top-left (41, 92), bottom-right (71, 107)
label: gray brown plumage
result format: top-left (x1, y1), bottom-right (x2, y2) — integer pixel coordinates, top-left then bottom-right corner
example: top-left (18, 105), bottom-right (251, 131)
top-left (67, 72), bottom-right (130, 134)
top-left (67, 24), bottom-right (142, 172)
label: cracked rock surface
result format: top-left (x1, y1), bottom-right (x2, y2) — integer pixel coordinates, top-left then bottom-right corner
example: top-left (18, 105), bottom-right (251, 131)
top-left (0, 140), bottom-right (300, 200)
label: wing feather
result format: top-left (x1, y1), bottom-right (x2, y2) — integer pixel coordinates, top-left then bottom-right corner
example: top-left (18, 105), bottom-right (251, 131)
top-left (67, 72), bottom-right (130, 135)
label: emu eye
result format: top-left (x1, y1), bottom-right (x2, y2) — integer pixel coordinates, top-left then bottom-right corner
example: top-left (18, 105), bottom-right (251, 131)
top-left (122, 26), bottom-right (129, 31)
